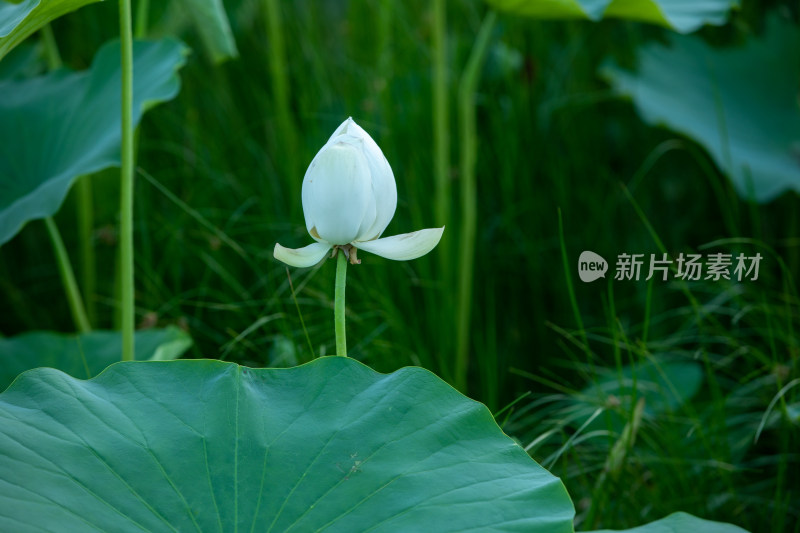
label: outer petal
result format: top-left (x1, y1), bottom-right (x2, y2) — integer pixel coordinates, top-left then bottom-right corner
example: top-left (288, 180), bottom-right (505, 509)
top-left (355, 137), bottom-right (396, 241)
top-left (274, 242), bottom-right (332, 268)
top-left (355, 227), bottom-right (444, 261)
top-left (330, 118), bottom-right (397, 242)
top-left (301, 143), bottom-right (373, 245)
top-left (326, 117), bottom-right (353, 142)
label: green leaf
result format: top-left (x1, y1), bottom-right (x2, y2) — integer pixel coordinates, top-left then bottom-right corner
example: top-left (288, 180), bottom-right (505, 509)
top-left (584, 359), bottom-right (702, 413)
top-left (601, 15), bottom-right (800, 202)
top-left (0, 0), bottom-right (103, 60)
top-left (156, 0), bottom-right (238, 63)
top-left (0, 38), bottom-right (188, 246)
top-left (583, 511), bottom-right (750, 532)
top-left (0, 40), bottom-right (42, 79)
top-left (579, 358), bottom-right (702, 433)
top-left (0, 357), bottom-right (575, 531)
top-left (484, 0), bottom-right (738, 33)
top-left (0, 327), bottom-right (192, 390)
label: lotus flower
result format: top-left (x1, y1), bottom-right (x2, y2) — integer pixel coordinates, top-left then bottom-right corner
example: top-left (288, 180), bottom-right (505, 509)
top-left (274, 118), bottom-right (444, 267)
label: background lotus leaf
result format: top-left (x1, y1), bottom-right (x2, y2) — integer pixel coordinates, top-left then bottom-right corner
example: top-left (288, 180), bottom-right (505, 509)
top-left (580, 358), bottom-right (703, 433)
top-left (602, 15), bottom-right (800, 202)
top-left (584, 511), bottom-right (750, 532)
top-left (484, 0), bottom-right (738, 33)
top-left (0, 38), bottom-right (187, 246)
top-left (155, 0), bottom-right (238, 63)
top-left (0, 0), bottom-right (103, 60)
top-left (0, 326), bottom-right (192, 390)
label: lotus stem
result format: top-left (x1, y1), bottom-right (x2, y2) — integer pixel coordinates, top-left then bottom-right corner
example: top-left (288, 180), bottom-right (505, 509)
top-left (75, 176), bottom-right (97, 324)
top-left (119, 0), bottom-right (135, 361)
top-left (263, 0), bottom-right (300, 209)
top-left (40, 24), bottom-right (62, 70)
top-left (135, 0), bottom-right (149, 38)
top-left (334, 249), bottom-right (348, 356)
top-left (432, 0), bottom-right (449, 230)
top-left (44, 217), bottom-right (91, 333)
top-left (455, 10), bottom-right (496, 392)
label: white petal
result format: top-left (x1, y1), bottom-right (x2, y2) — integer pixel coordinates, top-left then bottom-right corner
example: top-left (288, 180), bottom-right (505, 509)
top-left (301, 142), bottom-right (373, 245)
top-left (355, 227), bottom-right (444, 261)
top-left (274, 242), bottom-right (332, 268)
top-left (326, 116), bottom-right (355, 142)
top-left (355, 137), bottom-right (396, 241)
top-left (328, 118), bottom-right (397, 242)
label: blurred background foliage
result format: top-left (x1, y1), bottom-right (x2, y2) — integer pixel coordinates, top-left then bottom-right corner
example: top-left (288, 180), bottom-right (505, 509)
top-left (1, 0), bottom-right (798, 530)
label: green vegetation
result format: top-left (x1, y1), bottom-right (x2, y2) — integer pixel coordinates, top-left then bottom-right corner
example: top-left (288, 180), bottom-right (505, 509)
top-left (0, 0), bottom-right (796, 531)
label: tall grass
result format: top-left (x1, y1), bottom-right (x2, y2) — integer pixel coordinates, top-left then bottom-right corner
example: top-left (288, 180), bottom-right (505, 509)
top-left (0, 0), bottom-right (797, 530)
top-left (505, 267), bottom-right (799, 531)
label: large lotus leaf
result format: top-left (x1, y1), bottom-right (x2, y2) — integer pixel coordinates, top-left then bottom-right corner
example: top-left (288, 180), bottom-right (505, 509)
top-left (579, 358), bottom-right (702, 433)
top-left (0, 41), bottom-right (41, 79)
top-left (156, 0), bottom-right (238, 63)
top-left (602, 15), bottom-right (800, 202)
top-left (0, 38), bottom-right (188, 246)
top-left (0, 326), bottom-right (192, 390)
top-left (0, 357), bottom-right (576, 532)
top-left (484, 0), bottom-right (737, 33)
top-left (0, 0), bottom-right (103, 60)
top-left (585, 511), bottom-right (750, 532)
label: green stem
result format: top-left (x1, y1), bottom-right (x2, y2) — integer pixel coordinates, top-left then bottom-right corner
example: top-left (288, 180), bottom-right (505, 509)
top-left (334, 250), bottom-right (348, 357)
top-left (377, 0), bottom-right (393, 120)
top-left (431, 0), bottom-right (455, 379)
top-left (454, 10), bottom-right (496, 392)
top-left (263, 0), bottom-right (299, 208)
top-left (134, 0), bottom-right (149, 38)
top-left (76, 176), bottom-right (96, 324)
top-left (40, 24), bottom-right (62, 69)
top-left (44, 217), bottom-right (91, 333)
top-left (432, 0), bottom-right (449, 229)
top-left (119, 0), bottom-right (135, 362)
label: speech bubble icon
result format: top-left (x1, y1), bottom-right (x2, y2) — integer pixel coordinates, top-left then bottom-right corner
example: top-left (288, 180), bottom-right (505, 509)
top-left (578, 251), bottom-right (608, 282)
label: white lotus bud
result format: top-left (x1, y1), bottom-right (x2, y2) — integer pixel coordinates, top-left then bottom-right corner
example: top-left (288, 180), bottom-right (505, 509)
top-left (302, 118), bottom-right (397, 245)
top-left (275, 117), bottom-right (443, 268)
